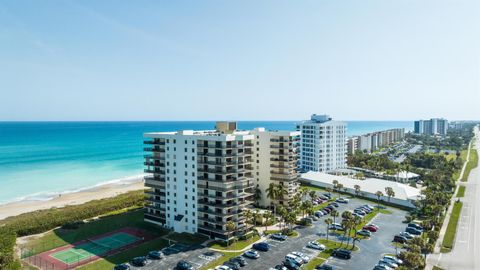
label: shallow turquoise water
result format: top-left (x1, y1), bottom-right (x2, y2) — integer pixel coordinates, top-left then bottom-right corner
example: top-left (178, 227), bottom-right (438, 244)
top-left (0, 121), bottom-right (411, 203)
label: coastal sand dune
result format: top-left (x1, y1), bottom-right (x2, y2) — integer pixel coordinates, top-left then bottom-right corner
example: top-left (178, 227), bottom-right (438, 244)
top-left (0, 176), bottom-right (145, 221)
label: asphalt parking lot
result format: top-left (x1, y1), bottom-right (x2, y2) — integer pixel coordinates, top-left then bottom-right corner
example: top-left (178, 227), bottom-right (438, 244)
top-left (128, 243), bottom-right (222, 270)
top-left (128, 194), bottom-right (407, 270)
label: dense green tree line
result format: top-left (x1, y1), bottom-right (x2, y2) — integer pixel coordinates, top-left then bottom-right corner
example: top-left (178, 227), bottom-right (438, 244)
top-left (0, 190), bottom-right (144, 270)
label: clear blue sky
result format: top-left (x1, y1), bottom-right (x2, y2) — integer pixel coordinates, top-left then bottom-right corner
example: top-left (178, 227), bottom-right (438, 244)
top-left (0, 0), bottom-right (478, 121)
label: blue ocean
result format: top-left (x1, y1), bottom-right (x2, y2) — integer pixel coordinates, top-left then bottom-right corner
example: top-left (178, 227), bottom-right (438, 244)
top-left (0, 121), bottom-right (412, 204)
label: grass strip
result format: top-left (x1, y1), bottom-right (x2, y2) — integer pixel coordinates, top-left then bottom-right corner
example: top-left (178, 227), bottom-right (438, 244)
top-left (441, 201), bottom-right (463, 252)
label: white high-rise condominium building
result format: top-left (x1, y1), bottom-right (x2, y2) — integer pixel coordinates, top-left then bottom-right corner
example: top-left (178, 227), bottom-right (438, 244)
top-left (143, 122), bottom-right (301, 241)
top-left (250, 128), bottom-right (301, 208)
top-left (414, 118), bottom-right (448, 136)
top-left (297, 114), bottom-right (347, 172)
top-left (143, 122), bottom-right (255, 241)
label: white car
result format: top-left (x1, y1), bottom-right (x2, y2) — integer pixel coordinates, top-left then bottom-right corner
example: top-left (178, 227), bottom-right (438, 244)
top-left (243, 249), bottom-right (259, 259)
top-left (306, 241), bottom-right (326, 250)
top-left (291, 251), bottom-right (310, 263)
top-left (383, 255), bottom-right (403, 265)
top-left (285, 254), bottom-right (303, 265)
top-left (336, 197), bottom-right (349, 203)
top-left (379, 259), bottom-right (398, 268)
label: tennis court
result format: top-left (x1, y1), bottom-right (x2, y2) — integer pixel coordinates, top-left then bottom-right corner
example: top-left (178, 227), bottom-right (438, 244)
top-left (50, 232), bottom-right (140, 265)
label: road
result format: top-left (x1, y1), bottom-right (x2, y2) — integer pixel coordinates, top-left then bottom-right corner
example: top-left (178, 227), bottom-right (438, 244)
top-left (434, 127), bottom-right (480, 270)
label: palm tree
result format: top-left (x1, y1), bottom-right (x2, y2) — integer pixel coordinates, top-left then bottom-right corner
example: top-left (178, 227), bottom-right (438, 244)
top-left (332, 180), bottom-right (339, 197)
top-left (354, 184), bottom-right (361, 198)
top-left (330, 209), bottom-right (339, 224)
top-left (266, 183), bottom-right (278, 209)
top-left (299, 186), bottom-right (309, 200)
top-left (325, 218), bottom-right (333, 241)
top-left (276, 205), bottom-right (286, 231)
top-left (375, 191), bottom-right (384, 210)
top-left (252, 210), bottom-right (260, 227)
top-left (337, 183), bottom-right (344, 197)
top-left (285, 212), bottom-right (297, 231)
top-left (309, 190), bottom-right (317, 203)
top-left (254, 187), bottom-right (262, 207)
top-left (226, 221), bottom-right (236, 247)
top-left (325, 187), bottom-right (333, 198)
top-left (263, 211), bottom-right (273, 232)
top-left (244, 209), bottom-right (253, 225)
top-left (385, 187), bottom-right (395, 202)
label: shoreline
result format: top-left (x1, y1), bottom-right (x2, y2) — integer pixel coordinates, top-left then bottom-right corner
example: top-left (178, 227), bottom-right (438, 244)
top-left (0, 175), bottom-right (146, 221)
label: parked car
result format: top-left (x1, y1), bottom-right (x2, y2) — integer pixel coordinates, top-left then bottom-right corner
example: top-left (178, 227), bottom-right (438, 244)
top-left (130, 257), bottom-right (148, 267)
top-left (323, 193), bottom-right (332, 199)
top-left (274, 265), bottom-right (288, 270)
top-left (332, 249), bottom-right (351, 259)
top-left (329, 223), bottom-right (344, 231)
top-left (357, 229), bottom-right (372, 237)
top-left (223, 261), bottom-right (240, 270)
top-left (270, 233), bottom-right (288, 241)
top-left (399, 231), bottom-right (414, 240)
top-left (329, 202), bottom-right (339, 207)
top-left (393, 235), bottom-right (408, 244)
top-left (147, 250), bottom-right (164, 260)
top-left (315, 211), bottom-right (324, 217)
top-left (363, 225), bottom-right (378, 232)
top-left (253, 242), bottom-right (270, 251)
top-left (243, 250), bottom-right (260, 259)
top-left (113, 264), bottom-right (130, 270)
top-left (405, 227), bottom-right (422, 236)
top-left (367, 223), bottom-right (379, 229)
top-left (176, 260), bottom-right (194, 270)
top-left (383, 255), bottom-right (403, 265)
top-left (354, 211), bottom-right (366, 217)
top-left (319, 195), bottom-right (329, 200)
top-left (373, 264), bottom-right (392, 270)
top-left (315, 264), bottom-right (334, 270)
top-left (407, 223), bottom-right (423, 231)
top-left (283, 260), bottom-right (300, 270)
top-left (230, 256), bottom-right (247, 266)
top-left (379, 258), bottom-right (398, 268)
top-left (291, 251), bottom-right (310, 263)
top-left (336, 197), bottom-right (349, 203)
top-left (285, 254), bottom-right (303, 266)
top-left (363, 204), bottom-right (375, 210)
top-left (311, 215), bottom-right (319, 221)
top-left (214, 266), bottom-right (231, 270)
top-left (307, 241), bottom-right (326, 250)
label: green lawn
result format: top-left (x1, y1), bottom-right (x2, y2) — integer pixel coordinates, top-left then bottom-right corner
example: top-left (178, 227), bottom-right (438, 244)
top-left (22, 210), bottom-right (167, 256)
top-left (456, 186), bottom-right (466, 197)
top-left (208, 235), bottom-right (260, 251)
top-left (264, 229), bottom-right (299, 237)
top-left (441, 201), bottom-right (463, 252)
top-left (462, 146), bottom-right (478, 182)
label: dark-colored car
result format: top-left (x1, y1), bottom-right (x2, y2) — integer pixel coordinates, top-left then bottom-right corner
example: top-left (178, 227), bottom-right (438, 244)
top-left (393, 235), bottom-right (408, 244)
top-left (316, 264), bottom-right (334, 270)
top-left (113, 263), bottom-right (130, 270)
top-left (252, 242), bottom-right (270, 251)
top-left (130, 257), bottom-right (148, 267)
top-left (406, 227), bottom-right (422, 235)
top-left (275, 265), bottom-right (288, 270)
top-left (231, 256), bottom-right (247, 266)
top-left (270, 233), bottom-right (288, 241)
top-left (323, 193), bottom-right (331, 199)
top-left (224, 261), bottom-right (240, 270)
top-left (332, 249), bottom-right (351, 259)
top-left (329, 202), bottom-right (339, 207)
top-left (283, 260), bottom-right (300, 270)
top-left (176, 260), bottom-right (194, 270)
top-left (147, 250), bottom-right (164, 260)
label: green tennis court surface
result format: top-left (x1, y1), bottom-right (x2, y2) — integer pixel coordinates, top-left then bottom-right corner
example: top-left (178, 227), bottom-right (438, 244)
top-left (50, 232), bottom-right (140, 264)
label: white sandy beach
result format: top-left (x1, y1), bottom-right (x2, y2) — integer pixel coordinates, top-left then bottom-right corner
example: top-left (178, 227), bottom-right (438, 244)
top-left (0, 175), bottom-right (146, 221)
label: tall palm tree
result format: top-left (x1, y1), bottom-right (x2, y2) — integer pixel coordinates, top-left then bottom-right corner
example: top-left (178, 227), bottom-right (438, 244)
top-left (266, 183), bottom-right (278, 208)
top-left (354, 185), bottom-right (361, 198)
top-left (299, 186), bottom-right (309, 201)
top-left (263, 211), bottom-right (273, 232)
top-left (244, 209), bottom-right (253, 225)
top-left (325, 218), bottom-right (333, 241)
top-left (330, 209), bottom-right (339, 224)
top-left (375, 191), bottom-right (384, 210)
top-left (325, 187), bottom-right (333, 198)
top-left (332, 180), bottom-right (339, 197)
top-left (309, 190), bottom-right (317, 203)
top-left (254, 187), bottom-right (262, 207)
top-left (276, 205), bottom-right (286, 231)
top-left (337, 183), bottom-right (344, 197)
top-left (385, 187), bottom-right (395, 202)
top-left (226, 221), bottom-right (236, 247)
top-left (252, 210), bottom-right (260, 227)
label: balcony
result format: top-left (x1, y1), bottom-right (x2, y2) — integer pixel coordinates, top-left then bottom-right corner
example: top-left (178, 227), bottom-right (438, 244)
top-left (198, 208), bottom-right (241, 216)
top-left (144, 161), bottom-right (165, 167)
top-left (144, 168), bottom-right (165, 174)
top-left (144, 147), bottom-right (166, 152)
top-left (144, 140), bottom-right (166, 145)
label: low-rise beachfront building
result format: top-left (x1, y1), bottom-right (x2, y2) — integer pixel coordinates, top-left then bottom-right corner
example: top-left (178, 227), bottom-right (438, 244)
top-left (143, 122), bottom-right (301, 241)
top-left (250, 128), bottom-right (301, 208)
top-left (300, 171), bottom-right (422, 208)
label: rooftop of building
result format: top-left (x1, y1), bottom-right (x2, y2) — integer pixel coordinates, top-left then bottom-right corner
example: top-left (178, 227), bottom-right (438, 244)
top-left (301, 171), bottom-right (422, 201)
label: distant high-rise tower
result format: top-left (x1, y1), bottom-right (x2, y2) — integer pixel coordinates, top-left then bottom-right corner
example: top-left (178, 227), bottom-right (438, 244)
top-left (414, 118), bottom-right (448, 136)
top-left (296, 114), bottom-right (347, 172)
